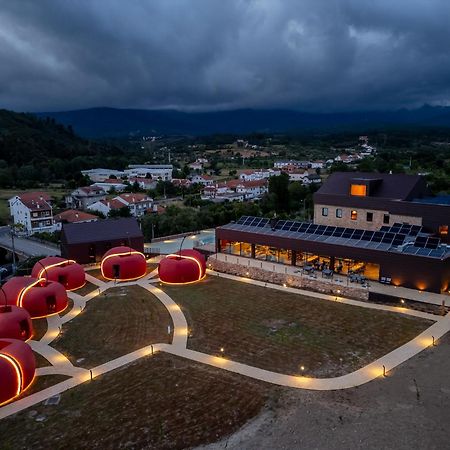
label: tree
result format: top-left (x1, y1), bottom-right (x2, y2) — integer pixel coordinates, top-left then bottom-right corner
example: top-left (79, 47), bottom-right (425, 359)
top-left (268, 173), bottom-right (290, 212)
top-left (108, 206), bottom-right (131, 218)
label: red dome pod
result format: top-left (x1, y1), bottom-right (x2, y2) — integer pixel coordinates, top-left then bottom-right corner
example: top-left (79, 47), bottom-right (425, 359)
top-left (101, 246), bottom-right (147, 281)
top-left (2, 277), bottom-right (68, 319)
top-left (158, 249), bottom-right (206, 284)
top-left (0, 305), bottom-right (33, 341)
top-left (0, 338), bottom-right (35, 406)
top-left (31, 256), bottom-right (86, 291)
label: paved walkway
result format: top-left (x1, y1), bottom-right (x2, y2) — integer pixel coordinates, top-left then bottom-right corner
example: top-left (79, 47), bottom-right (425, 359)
top-left (214, 253), bottom-right (449, 306)
top-left (1, 264), bottom-right (449, 420)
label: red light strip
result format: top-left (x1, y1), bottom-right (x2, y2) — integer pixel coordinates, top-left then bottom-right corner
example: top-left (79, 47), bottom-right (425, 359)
top-left (17, 278), bottom-right (47, 308)
top-left (37, 259), bottom-right (76, 279)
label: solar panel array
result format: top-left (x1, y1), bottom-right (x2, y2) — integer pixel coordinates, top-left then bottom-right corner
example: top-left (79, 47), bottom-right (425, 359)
top-left (236, 216), bottom-right (270, 227)
top-left (229, 216), bottom-right (449, 259)
top-left (379, 222), bottom-right (423, 236)
top-left (400, 244), bottom-right (447, 258)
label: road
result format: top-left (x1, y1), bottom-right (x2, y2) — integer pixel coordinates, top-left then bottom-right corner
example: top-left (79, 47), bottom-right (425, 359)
top-left (0, 226), bottom-right (60, 257)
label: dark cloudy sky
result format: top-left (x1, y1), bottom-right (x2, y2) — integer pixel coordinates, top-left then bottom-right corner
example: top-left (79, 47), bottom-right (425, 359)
top-left (1, 0), bottom-right (450, 112)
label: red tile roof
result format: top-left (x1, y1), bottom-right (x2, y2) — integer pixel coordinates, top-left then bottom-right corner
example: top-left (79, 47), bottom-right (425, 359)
top-left (16, 192), bottom-right (52, 211)
top-left (117, 193), bottom-right (151, 204)
top-left (99, 199), bottom-right (126, 210)
top-left (55, 209), bottom-right (98, 223)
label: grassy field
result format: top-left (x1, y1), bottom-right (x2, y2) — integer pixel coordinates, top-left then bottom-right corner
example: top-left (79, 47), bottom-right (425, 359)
top-left (52, 285), bottom-right (173, 368)
top-left (33, 352), bottom-right (51, 368)
top-left (162, 277), bottom-right (432, 377)
top-left (72, 281), bottom-right (99, 297)
top-left (59, 298), bottom-right (74, 317)
top-left (0, 188), bottom-right (68, 225)
top-left (32, 318), bottom-right (48, 341)
top-left (0, 354), bottom-right (272, 450)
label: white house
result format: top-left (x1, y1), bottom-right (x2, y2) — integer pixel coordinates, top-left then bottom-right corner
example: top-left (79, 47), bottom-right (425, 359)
top-left (9, 192), bottom-right (55, 235)
top-left (87, 198), bottom-right (126, 216)
top-left (239, 169), bottom-right (280, 181)
top-left (201, 179), bottom-right (268, 202)
top-left (310, 160), bottom-right (325, 169)
top-left (65, 186), bottom-right (106, 209)
top-left (191, 174), bottom-right (215, 186)
top-left (274, 160), bottom-right (311, 169)
top-left (92, 180), bottom-right (127, 193)
top-left (88, 194), bottom-right (153, 217)
top-left (125, 164), bottom-right (173, 181)
top-left (115, 193), bottom-right (153, 217)
top-left (81, 168), bottom-right (126, 182)
top-left (128, 177), bottom-right (158, 191)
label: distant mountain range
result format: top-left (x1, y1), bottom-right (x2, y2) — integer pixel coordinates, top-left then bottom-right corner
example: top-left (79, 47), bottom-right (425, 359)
top-left (36, 105), bottom-right (450, 138)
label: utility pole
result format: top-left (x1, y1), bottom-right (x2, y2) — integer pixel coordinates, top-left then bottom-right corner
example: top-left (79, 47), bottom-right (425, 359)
top-left (10, 226), bottom-right (16, 275)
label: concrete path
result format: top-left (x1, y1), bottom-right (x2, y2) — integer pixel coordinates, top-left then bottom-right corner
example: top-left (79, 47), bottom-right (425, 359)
top-left (214, 253), bottom-right (449, 306)
top-left (207, 270), bottom-right (438, 321)
top-left (1, 265), bottom-right (449, 421)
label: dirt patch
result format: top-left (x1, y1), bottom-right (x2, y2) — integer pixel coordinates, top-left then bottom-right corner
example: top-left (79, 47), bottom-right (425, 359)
top-left (162, 276), bottom-right (432, 377)
top-left (33, 351), bottom-right (51, 368)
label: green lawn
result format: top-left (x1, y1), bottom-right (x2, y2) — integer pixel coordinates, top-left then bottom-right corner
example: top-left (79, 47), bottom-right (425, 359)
top-left (52, 285), bottom-right (173, 368)
top-left (161, 276), bottom-right (432, 377)
top-left (0, 354), bottom-right (271, 450)
top-left (72, 281), bottom-right (99, 297)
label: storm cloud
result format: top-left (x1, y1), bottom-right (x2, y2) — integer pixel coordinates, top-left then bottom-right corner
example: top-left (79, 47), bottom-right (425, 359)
top-left (1, 0), bottom-right (450, 112)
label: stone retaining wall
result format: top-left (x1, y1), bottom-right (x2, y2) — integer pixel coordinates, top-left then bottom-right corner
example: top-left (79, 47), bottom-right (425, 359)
top-left (208, 258), bottom-right (369, 301)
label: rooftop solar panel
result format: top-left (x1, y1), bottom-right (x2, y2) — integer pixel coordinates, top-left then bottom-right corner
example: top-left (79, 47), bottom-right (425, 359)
top-left (352, 229), bottom-right (364, 239)
top-left (230, 216), bottom-right (448, 259)
top-left (417, 248), bottom-right (432, 256)
top-left (342, 229), bottom-right (354, 238)
top-left (323, 226), bottom-right (335, 236)
top-left (414, 236), bottom-right (428, 247)
top-left (425, 238), bottom-right (440, 249)
top-left (361, 230), bottom-right (374, 241)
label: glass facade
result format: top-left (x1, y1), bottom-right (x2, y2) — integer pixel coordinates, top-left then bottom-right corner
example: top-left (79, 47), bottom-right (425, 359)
top-left (219, 239), bottom-right (380, 280)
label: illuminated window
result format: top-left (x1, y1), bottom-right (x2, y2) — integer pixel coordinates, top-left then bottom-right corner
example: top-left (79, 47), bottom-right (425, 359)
top-left (351, 210), bottom-right (357, 220)
top-left (321, 207), bottom-right (328, 217)
top-left (336, 208), bottom-right (342, 218)
top-left (350, 184), bottom-right (367, 196)
top-left (366, 212), bottom-right (373, 222)
top-left (439, 225), bottom-right (448, 236)
top-left (383, 214), bottom-right (390, 224)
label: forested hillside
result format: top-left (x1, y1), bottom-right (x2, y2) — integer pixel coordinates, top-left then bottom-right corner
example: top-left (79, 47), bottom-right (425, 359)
top-left (0, 109), bottom-right (126, 188)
